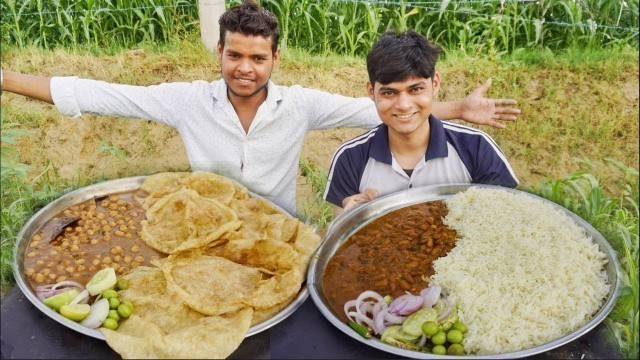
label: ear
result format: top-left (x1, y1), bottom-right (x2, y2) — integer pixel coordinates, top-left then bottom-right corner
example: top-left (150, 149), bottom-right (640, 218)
top-left (366, 82), bottom-right (375, 101)
top-left (217, 41), bottom-right (223, 62)
top-left (272, 46), bottom-right (281, 67)
top-left (432, 71), bottom-right (441, 98)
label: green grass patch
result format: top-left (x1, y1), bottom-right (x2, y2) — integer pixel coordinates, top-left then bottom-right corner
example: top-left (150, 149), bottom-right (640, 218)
top-left (297, 159), bottom-right (333, 231)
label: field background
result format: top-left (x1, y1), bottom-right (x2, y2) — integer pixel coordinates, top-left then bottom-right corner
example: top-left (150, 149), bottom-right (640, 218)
top-left (1, 0), bottom-right (638, 357)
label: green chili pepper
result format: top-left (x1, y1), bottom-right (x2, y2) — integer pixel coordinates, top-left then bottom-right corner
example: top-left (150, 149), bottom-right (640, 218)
top-left (348, 320), bottom-right (372, 339)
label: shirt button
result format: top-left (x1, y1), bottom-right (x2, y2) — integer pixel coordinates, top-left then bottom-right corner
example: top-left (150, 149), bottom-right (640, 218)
top-left (409, 184), bottom-right (413, 188)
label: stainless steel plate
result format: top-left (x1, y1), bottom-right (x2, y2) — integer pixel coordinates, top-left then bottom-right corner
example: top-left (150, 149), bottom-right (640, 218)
top-left (13, 176), bottom-right (309, 340)
top-left (308, 184), bottom-right (622, 359)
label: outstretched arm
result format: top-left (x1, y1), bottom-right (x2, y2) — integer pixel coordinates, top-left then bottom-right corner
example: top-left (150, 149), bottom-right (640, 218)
top-left (1, 70), bottom-right (54, 104)
top-left (431, 78), bottom-right (520, 129)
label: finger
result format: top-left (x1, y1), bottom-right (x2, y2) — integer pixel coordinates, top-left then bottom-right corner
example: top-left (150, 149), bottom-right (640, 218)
top-left (362, 188), bottom-right (379, 200)
top-left (493, 98), bottom-right (518, 106)
top-left (494, 106), bottom-right (521, 115)
top-left (476, 78), bottom-right (492, 96)
top-left (493, 114), bottom-right (518, 122)
top-left (484, 120), bottom-right (507, 129)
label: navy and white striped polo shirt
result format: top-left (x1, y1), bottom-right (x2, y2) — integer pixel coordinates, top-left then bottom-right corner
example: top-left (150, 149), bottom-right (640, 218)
top-left (323, 115), bottom-right (519, 207)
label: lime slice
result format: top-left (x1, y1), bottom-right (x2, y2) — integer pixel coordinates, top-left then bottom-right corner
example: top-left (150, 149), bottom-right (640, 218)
top-left (60, 303), bottom-right (91, 321)
top-left (43, 288), bottom-right (80, 311)
top-left (86, 267), bottom-right (117, 296)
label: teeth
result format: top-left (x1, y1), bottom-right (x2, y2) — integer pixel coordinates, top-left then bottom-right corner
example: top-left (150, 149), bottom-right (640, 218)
top-left (396, 114), bottom-right (414, 119)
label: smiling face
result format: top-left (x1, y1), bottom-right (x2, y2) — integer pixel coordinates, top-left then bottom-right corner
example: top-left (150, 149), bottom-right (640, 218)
top-left (217, 31), bottom-right (280, 103)
top-left (367, 73), bottom-right (440, 137)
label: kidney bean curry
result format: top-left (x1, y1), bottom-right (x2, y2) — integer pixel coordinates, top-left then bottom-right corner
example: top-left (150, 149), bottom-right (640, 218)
top-left (322, 200), bottom-right (457, 320)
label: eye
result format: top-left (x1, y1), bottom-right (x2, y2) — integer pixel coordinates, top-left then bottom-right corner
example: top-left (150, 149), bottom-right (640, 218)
top-left (381, 90), bottom-right (394, 96)
top-left (253, 56), bottom-right (266, 62)
top-left (410, 87), bottom-right (424, 93)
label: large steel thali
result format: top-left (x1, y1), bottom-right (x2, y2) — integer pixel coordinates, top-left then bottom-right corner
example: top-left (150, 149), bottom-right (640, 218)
top-left (307, 183), bottom-right (622, 359)
top-left (13, 176), bottom-right (309, 340)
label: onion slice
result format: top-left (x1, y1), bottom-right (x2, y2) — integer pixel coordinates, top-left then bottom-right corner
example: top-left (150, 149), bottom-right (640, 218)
top-left (80, 298), bottom-right (110, 329)
top-left (417, 334), bottom-right (427, 347)
top-left (388, 293), bottom-right (423, 316)
top-left (420, 286), bottom-right (441, 308)
top-left (383, 312), bottom-right (406, 324)
top-left (347, 311), bottom-right (374, 330)
top-left (51, 280), bottom-right (84, 291)
top-left (344, 300), bottom-right (357, 320)
top-left (69, 290), bottom-right (90, 306)
top-left (437, 299), bottom-right (453, 322)
top-left (374, 307), bottom-right (388, 335)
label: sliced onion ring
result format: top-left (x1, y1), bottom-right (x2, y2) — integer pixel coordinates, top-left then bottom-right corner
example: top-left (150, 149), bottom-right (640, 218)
top-left (344, 299), bottom-right (357, 320)
top-left (51, 280), bottom-right (84, 291)
top-left (420, 286), bottom-right (441, 308)
top-left (383, 312), bottom-right (406, 324)
top-left (437, 298), bottom-right (453, 322)
top-left (417, 334), bottom-right (427, 347)
top-left (374, 307), bottom-right (388, 335)
top-left (347, 311), bottom-right (374, 329)
top-left (388, 293), bottom-right (423, 315)
top-left (69, 290), bottom-right (90, 306)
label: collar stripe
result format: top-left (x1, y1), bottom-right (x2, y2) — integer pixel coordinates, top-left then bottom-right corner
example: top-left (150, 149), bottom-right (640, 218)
top-left (324, 127), bottom-right (379, 199)
top-left (443, 122), bottom-right (519, 182)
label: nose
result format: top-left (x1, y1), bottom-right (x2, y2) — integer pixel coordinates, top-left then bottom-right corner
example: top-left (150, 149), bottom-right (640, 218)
top-left (395, 92), bottom-right (412, 110)
top-left (238, 58), bottom-right (252, 74)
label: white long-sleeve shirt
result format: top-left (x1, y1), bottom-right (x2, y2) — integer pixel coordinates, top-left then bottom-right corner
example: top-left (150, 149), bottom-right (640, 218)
top-left (51, 77), bottom-right (380, 214)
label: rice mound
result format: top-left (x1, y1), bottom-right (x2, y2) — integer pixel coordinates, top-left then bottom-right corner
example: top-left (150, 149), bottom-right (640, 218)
top-left (430, 187), bottom-right (610, 355)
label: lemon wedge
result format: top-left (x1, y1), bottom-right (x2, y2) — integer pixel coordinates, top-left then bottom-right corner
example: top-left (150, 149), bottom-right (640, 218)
top-left (86, 267), bottom-right (117, 296)
top-left (60, 303), bottom-right (91, 321)
top-left (43, 288), bottom-right (80, 311)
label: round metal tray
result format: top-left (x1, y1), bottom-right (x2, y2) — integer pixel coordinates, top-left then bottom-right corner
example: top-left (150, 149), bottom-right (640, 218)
top-left (13, 176), bottom-right (309, 340)
top-left (308, 183), bottom-right (622, 359)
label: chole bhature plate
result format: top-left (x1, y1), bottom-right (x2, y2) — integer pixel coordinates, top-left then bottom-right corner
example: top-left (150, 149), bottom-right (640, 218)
top-left (13, 176), bottom-right (309, 340)
top-left (308, 183), bottom-right (621, 359)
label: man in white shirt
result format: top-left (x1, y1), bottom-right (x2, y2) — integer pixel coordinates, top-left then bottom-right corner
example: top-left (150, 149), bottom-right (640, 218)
top-left (0, 1), bottom-right (520, 215)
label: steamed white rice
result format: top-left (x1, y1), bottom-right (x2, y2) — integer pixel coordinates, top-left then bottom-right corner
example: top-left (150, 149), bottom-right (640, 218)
top-left (429, 187), bottom-right (610, 355)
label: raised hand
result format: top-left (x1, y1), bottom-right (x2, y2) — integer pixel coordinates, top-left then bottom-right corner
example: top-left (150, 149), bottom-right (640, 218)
top-left (461, 78), bottom-right (521, 129)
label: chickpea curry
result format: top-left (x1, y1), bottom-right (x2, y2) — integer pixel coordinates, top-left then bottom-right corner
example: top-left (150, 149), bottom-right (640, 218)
top-left (322, 200), bottom-right (457, 320)
top-left (23, 190), bottom-right (164, 288)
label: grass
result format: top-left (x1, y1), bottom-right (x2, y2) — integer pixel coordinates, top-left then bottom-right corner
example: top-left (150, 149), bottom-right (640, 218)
top-left (1, 123), bottom-right (68, 290)
top-left (297, 159), bottom-right (333, 231)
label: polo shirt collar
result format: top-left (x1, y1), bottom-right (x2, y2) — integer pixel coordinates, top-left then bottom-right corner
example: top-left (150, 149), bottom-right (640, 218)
top-left (369, 114), bottom-right (448, 165)
top-left (425, 115), bottom-right (448, 160)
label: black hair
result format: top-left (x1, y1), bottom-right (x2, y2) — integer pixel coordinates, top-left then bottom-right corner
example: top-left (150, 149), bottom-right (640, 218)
top-left (366, 30), bottom-right (442, 85)
top-left (218, 0), bottom-right (280, 54)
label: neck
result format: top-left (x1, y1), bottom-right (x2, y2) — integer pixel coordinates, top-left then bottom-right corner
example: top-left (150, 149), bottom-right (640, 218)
top-left (388, 124), bottom-right (430, 170)
top-left (227, 86), bottom-right (268, 134)
top-left (227, 86), bottom-right (268, 111)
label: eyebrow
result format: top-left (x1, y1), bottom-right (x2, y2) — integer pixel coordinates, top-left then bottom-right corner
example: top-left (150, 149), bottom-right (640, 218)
top-left (225, 50), bottom-right (269, 58)
top-left (378, 80), bottom-right (428, 92)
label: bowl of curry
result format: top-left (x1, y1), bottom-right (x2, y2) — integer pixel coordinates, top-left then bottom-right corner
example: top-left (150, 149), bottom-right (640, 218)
top-left (307, 183), bottom-right (621, 359)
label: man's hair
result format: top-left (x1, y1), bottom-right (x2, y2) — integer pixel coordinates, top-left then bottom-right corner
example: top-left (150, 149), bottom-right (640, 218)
top-left (366, 30), bottom-right (442, 85)
top-left (218, 0), bottom-right (280, 54)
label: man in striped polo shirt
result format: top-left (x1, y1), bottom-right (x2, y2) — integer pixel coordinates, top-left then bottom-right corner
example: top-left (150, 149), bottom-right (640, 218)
top-left (324, 30), bottom-right (519, 217)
